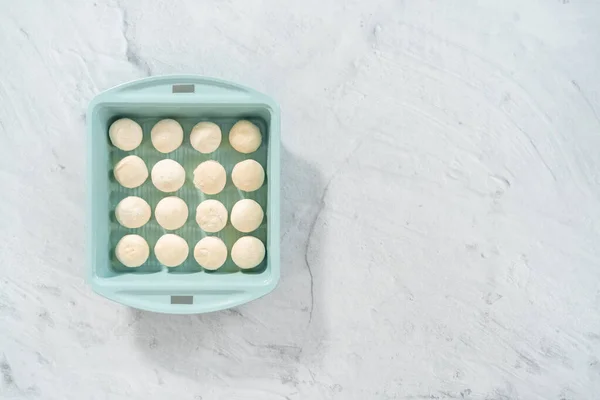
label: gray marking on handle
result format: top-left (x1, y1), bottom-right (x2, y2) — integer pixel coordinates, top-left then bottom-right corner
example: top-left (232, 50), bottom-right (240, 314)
top-left (171, 295), bottom-right (193, 304)
top-left (172, 84), bottom-right (195, 93)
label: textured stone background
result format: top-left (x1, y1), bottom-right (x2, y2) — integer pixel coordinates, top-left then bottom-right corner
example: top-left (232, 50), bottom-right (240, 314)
top-left (1, 0), bottom-right (599, 399)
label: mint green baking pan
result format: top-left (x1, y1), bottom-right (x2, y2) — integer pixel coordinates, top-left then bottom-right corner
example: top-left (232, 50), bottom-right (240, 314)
top-left (86, 75), bottom-right (280, 314)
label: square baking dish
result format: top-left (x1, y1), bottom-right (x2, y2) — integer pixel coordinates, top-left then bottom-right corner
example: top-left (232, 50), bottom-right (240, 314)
top-left (86, 75), bottom-right (280, 314)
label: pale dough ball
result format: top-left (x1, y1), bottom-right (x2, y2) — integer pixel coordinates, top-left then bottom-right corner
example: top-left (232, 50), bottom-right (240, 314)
top-left (114, 155), bottom-right (148, 188)
top-left (231, 236), bottom-right (265, 269)
top-left (151, 159), bottom-right (186, 192)
top-left (190, 122), bottom-right (222, 154)
top-left (195, 199), bottom-right (228, 232)
top-left (193, 160), bottom-right (226, 194)
top-left (115, 234), bottom-right (149, 267)
top-left (194, 237), bottom-right (228, 270)
top-left (151, 119), bottom-right (183, 153)
top-left (155, 196), bottom-right (189, 230)
top-left (109, 118), bottom-right (143, 151)
top-left (229, 120), bottom-right (262, 154)
top-left (230, 199), bottom-right (264, 233)
top-left (115, 196), bottom-right (151, 228)
top-left (231, 159), bottom-right (265, 192)
top-left (154, 234), bottom-right (189, 267)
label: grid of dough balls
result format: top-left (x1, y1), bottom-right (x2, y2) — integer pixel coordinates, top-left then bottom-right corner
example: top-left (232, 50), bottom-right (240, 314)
top-left (109, 118), bottom-right (267, 271)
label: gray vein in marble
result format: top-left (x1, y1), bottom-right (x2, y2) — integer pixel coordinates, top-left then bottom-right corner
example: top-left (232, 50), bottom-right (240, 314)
top-left (116, 2), bottom-right (151, 77)
top-left (1, 357), bottom-right (14, 388)
top-left (571, 79), bottom-right (600, 126)
top-left (304, 141), bottom-right (362, 325)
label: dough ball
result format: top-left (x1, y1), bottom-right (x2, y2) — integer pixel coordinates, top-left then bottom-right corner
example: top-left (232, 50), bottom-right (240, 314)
top-left (195, 199), bottom-right (228, 232)
top-left (190, 122), bottom-right (222, 154)
top-left (154, 234), bottom-right (189, 267)
top-left (193, 160), bottom-right (226, 194)
top-left (231, 236), bottom-right (265, 269)
top-left (109, 118), bottom-right (143, 151)
top-left (151, 119), bottom-right (183, 153)
top-left (115, 234), bottom-right (149, 267)
top-left (114, 155), bottom-right (148, 188)
top-left (155, 196), bottom-right (189, 230)
top-left (115, 196), bottom-right (151, 228)
top-left (230, 199), bottom-right (264, 233)
top-left (151, 159), bottom-right (186, 192)
top-left (194, 237), bottom-right (228, 270)
top-left (231, 159), bottom-right (265, 192)
top-left (229, 120), bottom-right (262, 154)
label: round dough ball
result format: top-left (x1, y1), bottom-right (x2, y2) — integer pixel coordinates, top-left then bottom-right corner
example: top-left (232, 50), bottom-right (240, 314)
top-left (115, 196), bottom-right (151, 228)
top-left (195, 199), bottom-right (228, 233)
top-left (194, 237), bottom-right (227, 270)
top-left (231, 159), bottom-right (265, 192)
top-left (230, 199), bottom-right (264, 233)
top-left (151, 119), bottom-right (183, 153)
top-left (109, 118), bottom-right (143, 151)
top-left (115, 234), bottom-right (149, 267)
top-left (154, 234), bottom-right (189, 267)
top-left (151, 159), bottom-right (186, 192)
top-left (155, 196), bottom-right (188, 230)
top-left (231, 236), bottom-right (265, 269)
top-left (229, 120), bottom-right (262, 154)
top-left (114, 155), bottom-right (148, 188)
top-left (193, 160), bottom-right (226, 194)
top-left (190, 122), bottom-right (222, 154)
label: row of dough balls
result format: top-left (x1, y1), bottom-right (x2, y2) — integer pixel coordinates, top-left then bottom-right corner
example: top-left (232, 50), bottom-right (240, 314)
top-left (109, 118), bottom-right (262, 154)
top-left (116, 234), bottom-right (265, 270)
top-left (114, 157), bottom-right (264, 194)
top-left (116, 196), bottom-right (264, 233)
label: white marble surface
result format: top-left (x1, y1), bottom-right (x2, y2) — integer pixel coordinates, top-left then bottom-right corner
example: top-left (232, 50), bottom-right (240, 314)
top-left (1, 0), bottom-right (600, 399)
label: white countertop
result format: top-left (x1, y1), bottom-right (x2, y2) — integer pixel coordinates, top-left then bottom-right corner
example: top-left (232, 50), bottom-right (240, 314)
top-left (1, 1), bottom-right (599, 399)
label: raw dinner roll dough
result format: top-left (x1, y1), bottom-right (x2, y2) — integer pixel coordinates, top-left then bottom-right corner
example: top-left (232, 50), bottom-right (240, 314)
top-left (230, 199), bottom-right (264, 233)
top-left (154, 234), bottom-right (189, 267)
top-left (190, 121), bottom-right (222, 154)
top-left (114, 155), bottom-right (148, 188)
top-left (231, 159), bottom-right (265, 192)
top-left (151, 119), bottom-right (183, 153)
top-left (195, 199), bottom-right (228, 232)
top-left (194, 237), bottom-right (227, 270)
top-left (115, 234), bottom-right (149, 267)
top-left (193, 160), bottom-right (226, 194)
top-left (231, 236), bottom-right (265, 269)
top-left (115, 196), bottom-right (151, 228)
top-left (151, 159), bottom-right (186, 192)
top-left (229, 120), bottom-right (262, 154)
top-left (155, 196), bottom-right (188, 230)
top-left (109, 118), bottom-right (143, 151)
